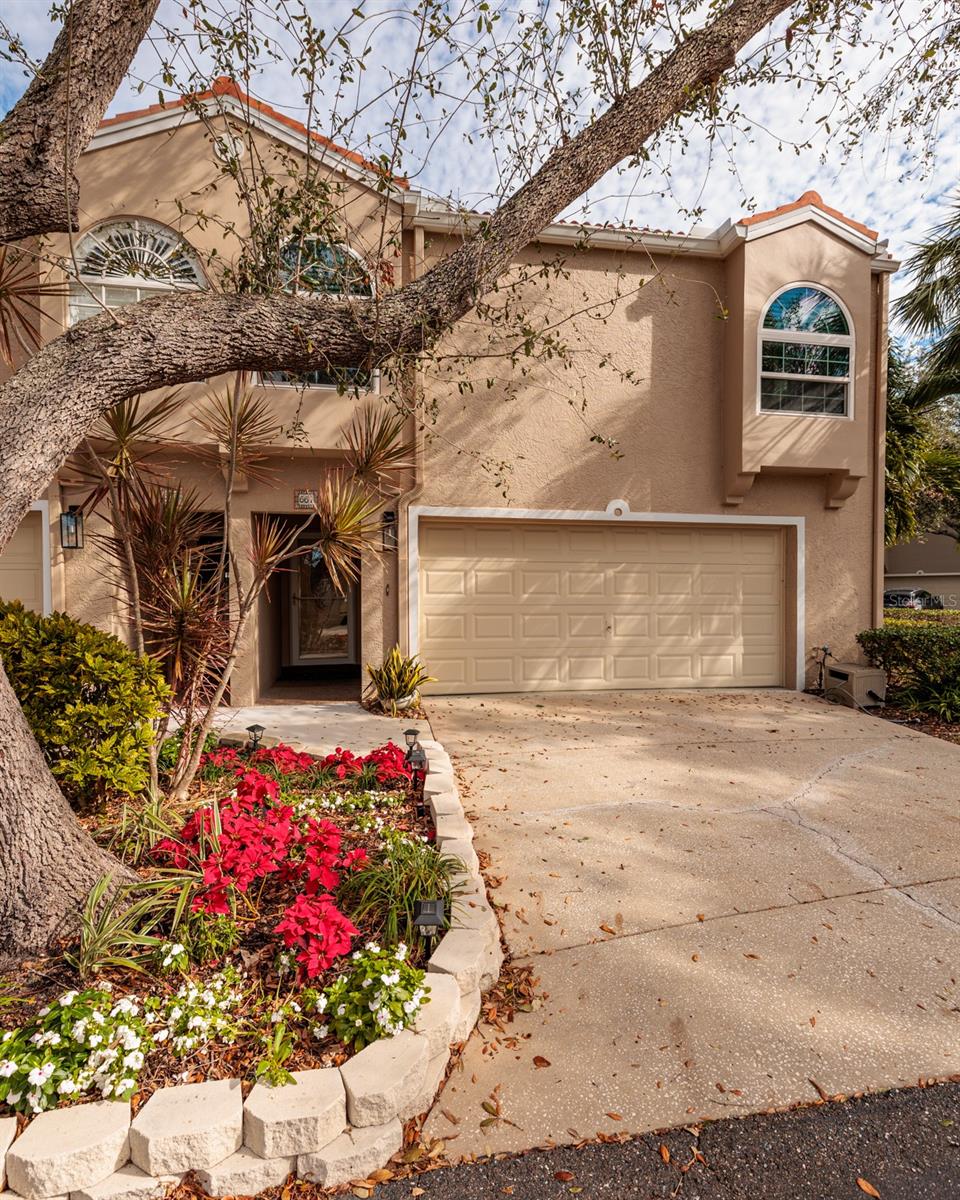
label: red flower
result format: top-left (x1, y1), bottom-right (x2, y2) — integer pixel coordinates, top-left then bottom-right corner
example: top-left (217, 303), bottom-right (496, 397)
top-left (274, 894), bottom-right (358, 978)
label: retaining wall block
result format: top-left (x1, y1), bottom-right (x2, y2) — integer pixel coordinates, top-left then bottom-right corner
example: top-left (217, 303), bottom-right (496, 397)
top-left (5, 1101), bottom-right (129, 1199)
top-left (339, 1031), bottom-right (427, 1128)
top-left (427, 928), bottom-right (486, 996)
top-left (68, 1163), bottom-right (172, 1200)
top-left (129, 1079), bottom-right (242, 1175)
top-left (243, 1068), bottom-right (346, 1158)
top-left (195, 1147), bottom-right (295, 1197)
top-left (297, 1120), bottom-right (402, 1189)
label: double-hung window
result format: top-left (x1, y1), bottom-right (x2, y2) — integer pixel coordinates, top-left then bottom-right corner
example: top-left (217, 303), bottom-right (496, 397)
top-left (759, 285), bottom-right (853, 417)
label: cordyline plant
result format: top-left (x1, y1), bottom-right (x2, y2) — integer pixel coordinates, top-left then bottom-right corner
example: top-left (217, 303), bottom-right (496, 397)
top-left (78, 374), bottom-right (400, 803)
top-left (0, 0), bottom-right (958, 957)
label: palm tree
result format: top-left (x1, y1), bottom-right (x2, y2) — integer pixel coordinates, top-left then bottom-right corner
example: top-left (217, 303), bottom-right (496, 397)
top-left (884, 342), bottom-right (960, 546)
top-left (886, 202), bottom-right (960, 546)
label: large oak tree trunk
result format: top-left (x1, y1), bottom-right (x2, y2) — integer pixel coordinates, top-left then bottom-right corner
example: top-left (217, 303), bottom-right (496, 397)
top-left (0, 662), bottom-right (128, 961)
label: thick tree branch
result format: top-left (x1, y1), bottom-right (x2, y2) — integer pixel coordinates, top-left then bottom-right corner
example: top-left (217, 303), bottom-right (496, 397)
top-left (0, 0), bottom-right (159, 243)
top-left (0, 0), bottom-right (795, 549)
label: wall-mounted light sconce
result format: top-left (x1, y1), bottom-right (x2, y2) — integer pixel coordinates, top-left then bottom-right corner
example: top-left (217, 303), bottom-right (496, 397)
top-left (59, 506), bottom-right (84, 550)
top-left (381, 509), bottom-right (398, 551)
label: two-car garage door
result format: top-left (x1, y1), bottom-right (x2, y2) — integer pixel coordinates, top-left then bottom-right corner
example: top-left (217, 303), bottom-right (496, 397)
top-left (418, 519), bottom-right (784, 694)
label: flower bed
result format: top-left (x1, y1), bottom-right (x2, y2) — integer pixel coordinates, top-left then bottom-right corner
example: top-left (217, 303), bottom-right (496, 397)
top-left (0, 736), bottom-right (502, 1198)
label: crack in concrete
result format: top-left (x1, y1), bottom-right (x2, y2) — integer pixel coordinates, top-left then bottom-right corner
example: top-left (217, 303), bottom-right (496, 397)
top-left (508, 874), bottom-right (960, 959)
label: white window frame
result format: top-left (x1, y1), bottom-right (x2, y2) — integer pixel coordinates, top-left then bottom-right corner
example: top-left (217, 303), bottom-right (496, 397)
top-left (756, 282), bottom-right (854, 421)
top-left (68, 218), bottom-right (205, 326)
top-left (260, 240), bottom-right (378, 393)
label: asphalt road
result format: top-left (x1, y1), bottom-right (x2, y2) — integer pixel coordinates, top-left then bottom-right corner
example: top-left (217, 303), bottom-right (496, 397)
top-left (379, 1082), bottom-right (960, 1200)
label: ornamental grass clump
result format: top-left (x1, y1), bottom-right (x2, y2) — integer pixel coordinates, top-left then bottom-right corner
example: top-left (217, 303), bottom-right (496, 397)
top-left (324, 942), bottom-right (428, 1051)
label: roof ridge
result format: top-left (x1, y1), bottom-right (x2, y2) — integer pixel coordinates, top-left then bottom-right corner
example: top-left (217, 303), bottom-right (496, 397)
top-left (97, 76), bottom-right (408, 189)
top-left (739, 190), bottom-right (877, 240)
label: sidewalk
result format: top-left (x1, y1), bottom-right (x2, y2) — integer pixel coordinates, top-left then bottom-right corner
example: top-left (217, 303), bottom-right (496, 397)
top-left (213, 702), bottom-right (425, 755)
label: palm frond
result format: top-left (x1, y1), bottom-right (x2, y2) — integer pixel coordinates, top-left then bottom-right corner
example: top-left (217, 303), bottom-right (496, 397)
top-left (304, 473), bottom-right (383, 593)
top-left (0, 246), bottom-right (67, 367)
top-left (342, 404), bottom-right (414, 497)
top-left (195, 383), bottom-right (282, 484)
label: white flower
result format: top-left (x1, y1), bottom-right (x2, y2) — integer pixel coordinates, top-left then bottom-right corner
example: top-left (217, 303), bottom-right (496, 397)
top-left (0, 1060), bottom-right (17, 1078)
top-left (59, 990), bottom-right (78, 1007)
top-left (312, 1024), bottom-right (329, 1038)
top-left (337, 1005), bottom-right (346, 1017)
top-left (6, 1091), bottom-right (20, 1105)
top-left (27, 1064), bottom-right (53, 1087)
top-left (365, 942), bottom-right (381, 954)
top-left (315, 993), bottom-right (328, 1014)
top-left (396, 943), bottom-right (408, 961)
top-left (57, 1079), bottom-right (77, 1095)
top-left (122, 1050), bottom-right (144, 1070)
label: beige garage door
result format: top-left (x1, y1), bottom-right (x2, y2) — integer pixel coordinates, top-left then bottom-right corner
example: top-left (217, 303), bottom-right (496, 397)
top-left (418, 520), bottom-right (784, 694)
top-left (0, 510), bottom-right (46, 613)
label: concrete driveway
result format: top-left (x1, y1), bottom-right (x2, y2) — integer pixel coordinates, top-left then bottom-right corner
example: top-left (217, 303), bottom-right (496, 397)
top-left (422, 690), bottom-right (960, 1158)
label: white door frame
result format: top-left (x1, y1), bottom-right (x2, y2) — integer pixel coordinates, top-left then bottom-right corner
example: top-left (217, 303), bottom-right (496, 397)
top-left (407, 500), bottom-right (805, 689)
top-left (29, 500), bottom-right (53, 616)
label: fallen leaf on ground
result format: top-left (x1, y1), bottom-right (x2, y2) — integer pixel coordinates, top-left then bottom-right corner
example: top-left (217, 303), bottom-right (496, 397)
top-left (659, 1144), bottom-right (671, 1163)
top-left (696, 913), bottom-right (705, 921)
top-left (599, 923), bottom-right (616, 935)
top-left (441, 1109), bottom-right (460, 1125)
top-left (554, 1171), bottom-right (575, 1182)
top-left (857, 1179), bottom-right (881, 1197)
top-left (533, 1055), bottom-right (551, 1068)
top-left (606, 1112), bottom-right (623, 1120)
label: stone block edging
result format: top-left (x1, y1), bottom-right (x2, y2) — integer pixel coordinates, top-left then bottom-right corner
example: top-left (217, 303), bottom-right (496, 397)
top-left (2, 738), bottom-right (502, 1200)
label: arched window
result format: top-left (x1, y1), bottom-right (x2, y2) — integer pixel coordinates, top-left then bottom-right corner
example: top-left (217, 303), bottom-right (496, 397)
top-left (263, 238), bottom-right (374, 389)
top-left (759, 285), bottom-right (852, 416)
top-left (68, 218), bottom-right (205, 325)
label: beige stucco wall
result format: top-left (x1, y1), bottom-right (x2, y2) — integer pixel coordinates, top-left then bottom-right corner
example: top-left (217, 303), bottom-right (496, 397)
top-left (410, 231), bottom-right (882, 682)
top-left (9, 111), bottom-right (888, 700)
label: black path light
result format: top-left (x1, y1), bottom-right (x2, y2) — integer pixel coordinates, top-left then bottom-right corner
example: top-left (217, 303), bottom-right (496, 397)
top-left (59, 505), bottom-right (84, 550)
top-left (413, 898), bottom-right (445, 954)
top-left (403, 728), bottom-right (428, 817)
top-left (246, 723), bottom-right (266, 751)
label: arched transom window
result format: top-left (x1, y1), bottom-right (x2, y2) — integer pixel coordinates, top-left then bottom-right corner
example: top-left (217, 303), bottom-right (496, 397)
top-left (263, 238), bottom-right (374, 389)
top-left (68, 218), bottom-right (205, 325)
top-left (759, 285), bottom-right (852, 417)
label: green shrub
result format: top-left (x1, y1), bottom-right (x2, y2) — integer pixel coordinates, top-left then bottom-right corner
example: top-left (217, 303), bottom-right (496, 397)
top-left (323, 943), bottom-right (427, 1050)
top-left (858, 620), bottom-right (960, 719)
top-left (0, 601), bottom-right (169, 807)
top-left (882, 607), bottom-right (960, 626)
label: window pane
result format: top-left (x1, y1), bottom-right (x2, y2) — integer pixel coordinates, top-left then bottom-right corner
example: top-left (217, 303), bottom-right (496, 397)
top-left (279, 240), bottom-right (373, 296)
top-left (262, 366), bottom-right (371, 389)
top-left (761, 340), bottom-right (849, 378)
top-left (763, 287), bottom-right (849, 335)
top-left (760, 376), bottom-right (847, 415)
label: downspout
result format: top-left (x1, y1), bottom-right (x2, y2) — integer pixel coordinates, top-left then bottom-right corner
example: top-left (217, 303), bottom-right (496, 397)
top-left (396, 209), bottom-right (426, 655)
top-left (871, 268), bottom-right (890, 630)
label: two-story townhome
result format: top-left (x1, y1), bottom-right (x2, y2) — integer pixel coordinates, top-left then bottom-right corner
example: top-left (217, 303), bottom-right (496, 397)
top-left (0, 80), bottom-right (898, 703)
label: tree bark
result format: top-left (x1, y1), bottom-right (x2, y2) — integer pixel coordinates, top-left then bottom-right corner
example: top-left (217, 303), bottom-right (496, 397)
top-left (0, 0), bottom-right (159, 244)
top-left (0, 0), bottom-right (795, 553)
top-left (0, 661), bottom-right (130, 962)
top-left (0, 0), bottom-right (796, 957)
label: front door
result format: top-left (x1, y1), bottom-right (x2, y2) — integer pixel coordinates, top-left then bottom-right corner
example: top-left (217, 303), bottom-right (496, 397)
top-left (290, 547), bottom-right (357, 665)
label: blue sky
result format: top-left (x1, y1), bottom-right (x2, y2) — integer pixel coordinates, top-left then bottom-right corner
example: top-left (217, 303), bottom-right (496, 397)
top-left (2, 0), bottom-right (956, 302)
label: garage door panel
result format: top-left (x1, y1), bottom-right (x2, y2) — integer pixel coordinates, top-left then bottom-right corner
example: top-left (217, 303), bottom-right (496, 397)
top-left (474, 569), bottom-right (513, 596)
top-left (475, 613), bottom-right (514, 640)
top-left (521, 613), bottom-right (561, 639)
top-left (419, 520), bottom-right (784, 694)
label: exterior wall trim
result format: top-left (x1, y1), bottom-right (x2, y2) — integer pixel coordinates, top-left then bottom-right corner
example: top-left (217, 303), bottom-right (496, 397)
top-left (407, 503), bottom-right (806, 690)
top-left (29, 500), bottom-right (53, 617)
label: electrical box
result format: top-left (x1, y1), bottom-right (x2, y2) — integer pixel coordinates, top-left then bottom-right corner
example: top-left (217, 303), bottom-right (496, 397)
top-left (823, 662), bottom-right (886, 709)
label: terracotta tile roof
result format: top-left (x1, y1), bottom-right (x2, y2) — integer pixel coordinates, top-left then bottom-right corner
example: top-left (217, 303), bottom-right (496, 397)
top-left (740, 190), bottom-right (877, 240)
top-left (97, 76), bottom-right (408, 189)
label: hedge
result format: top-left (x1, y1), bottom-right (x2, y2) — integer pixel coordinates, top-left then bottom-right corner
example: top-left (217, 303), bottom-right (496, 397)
top-left (858, 619), bottom-right (960, 721)
top-left (882, 607), bottom-right (960, 627)
top-left (0, 600), bottom-right (169, 808)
